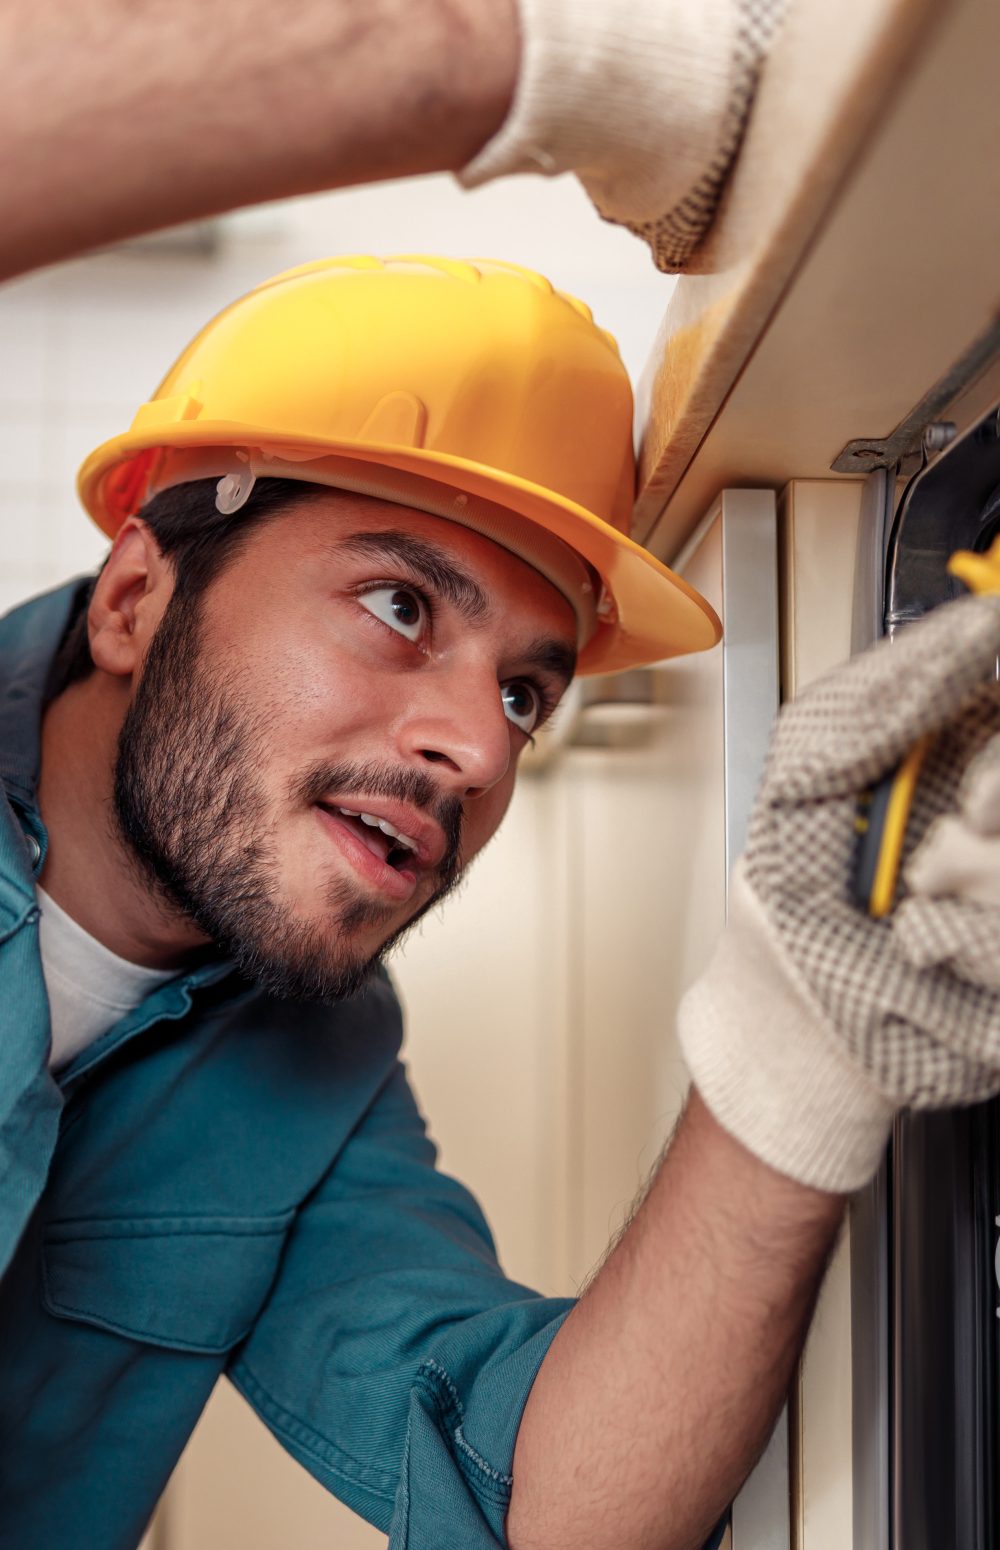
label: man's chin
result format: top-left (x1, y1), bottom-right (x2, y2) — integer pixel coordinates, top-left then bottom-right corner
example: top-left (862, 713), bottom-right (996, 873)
top-left (226, 884), bottom-right (422, 1003)
top-left (227, 928), bottom-right (386, 1004)
top-left (248, 875), bottom-right (462, 1002)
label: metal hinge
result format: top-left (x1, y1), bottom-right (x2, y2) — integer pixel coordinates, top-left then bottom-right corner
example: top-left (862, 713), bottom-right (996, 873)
top-left (831, 317), bottom-right (1000, 473)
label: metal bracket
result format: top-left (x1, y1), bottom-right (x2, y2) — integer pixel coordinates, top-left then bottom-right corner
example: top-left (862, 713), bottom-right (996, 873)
top-left (831, 318), bottom-right (1000, 472)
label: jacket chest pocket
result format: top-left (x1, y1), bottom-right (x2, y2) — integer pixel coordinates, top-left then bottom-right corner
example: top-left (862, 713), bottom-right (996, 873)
top-left (42, 1211), bottom-right (295, 1354)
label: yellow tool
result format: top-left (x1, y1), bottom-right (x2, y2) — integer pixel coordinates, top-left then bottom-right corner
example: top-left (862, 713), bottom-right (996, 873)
top-left (853, 534), bottom-right (1000, 917)
top-left (947, 536), bottom-right (1000, 599)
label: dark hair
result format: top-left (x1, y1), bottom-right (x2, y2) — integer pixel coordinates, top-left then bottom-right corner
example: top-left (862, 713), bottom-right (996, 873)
top-left (48, 477), bottom-right (329, 697)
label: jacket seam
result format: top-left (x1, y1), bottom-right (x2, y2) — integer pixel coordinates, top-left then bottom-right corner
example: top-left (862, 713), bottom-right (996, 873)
top-left (230, 1359), bottom-right (398, 1503)
top-left (415, 1357), bottom-right (513, 1499)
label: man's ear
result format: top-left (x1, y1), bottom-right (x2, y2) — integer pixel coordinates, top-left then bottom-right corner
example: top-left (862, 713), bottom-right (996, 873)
top-left (88, 518), bottom-right (174, 679)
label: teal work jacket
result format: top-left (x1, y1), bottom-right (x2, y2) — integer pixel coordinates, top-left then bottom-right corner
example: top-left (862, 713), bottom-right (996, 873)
top-left (0, 582), bottom-right (575, 1549)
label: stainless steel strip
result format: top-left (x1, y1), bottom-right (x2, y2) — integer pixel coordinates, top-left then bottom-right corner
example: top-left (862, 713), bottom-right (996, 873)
top-left (719, 489), bottom-right (781, 878)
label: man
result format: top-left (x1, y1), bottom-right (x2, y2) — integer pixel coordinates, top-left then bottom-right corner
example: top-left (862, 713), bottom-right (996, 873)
top-left (5, 253), bottom-right (1000, 1550)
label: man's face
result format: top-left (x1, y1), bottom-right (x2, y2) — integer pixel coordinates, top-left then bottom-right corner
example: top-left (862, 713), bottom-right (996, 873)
top-left (113, 495), bottom-right (577, 999)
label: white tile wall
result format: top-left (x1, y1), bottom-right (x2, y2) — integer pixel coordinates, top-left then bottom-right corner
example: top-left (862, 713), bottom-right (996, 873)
top-left (0, 283), bottom-right (48, 405)
top-left (0, 173), bottom-right (674, 615)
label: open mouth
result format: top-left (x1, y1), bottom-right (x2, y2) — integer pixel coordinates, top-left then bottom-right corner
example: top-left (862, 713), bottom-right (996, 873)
top-left (316, 803), bottom-right (419, 873)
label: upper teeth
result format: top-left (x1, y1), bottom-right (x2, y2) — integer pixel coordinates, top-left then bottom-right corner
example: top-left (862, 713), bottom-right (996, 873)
top-left (336, 808), bottom-right (418, 851)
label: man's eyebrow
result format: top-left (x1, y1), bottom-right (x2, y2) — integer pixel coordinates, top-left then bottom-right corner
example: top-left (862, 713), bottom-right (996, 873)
top-left (336, 530), bottom-right (490, 622)
top-left (520, 637), bottom-right (577, 688)
top-left (335, 531), bottom-right (578, 679)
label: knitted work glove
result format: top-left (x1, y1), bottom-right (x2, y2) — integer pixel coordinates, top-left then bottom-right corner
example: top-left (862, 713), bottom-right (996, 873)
top-left (679, 593), bottom-right (1000, 1193)
top-left (458, 0), bottom-right (787, 273)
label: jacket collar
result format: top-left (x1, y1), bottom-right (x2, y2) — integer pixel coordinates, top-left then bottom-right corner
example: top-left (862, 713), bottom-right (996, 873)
top-left (0, 579), bottom-right (89, 811)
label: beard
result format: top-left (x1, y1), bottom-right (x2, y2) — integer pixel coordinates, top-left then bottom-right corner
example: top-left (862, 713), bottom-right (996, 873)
top-left (112, 587), bottom-right (464, 1001)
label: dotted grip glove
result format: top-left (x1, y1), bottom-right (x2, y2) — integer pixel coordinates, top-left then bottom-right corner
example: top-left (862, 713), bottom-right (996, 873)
top-left (678, 593), bottom-right (1000, 1193)
top-left (458, 0), bottom-right (787, 273)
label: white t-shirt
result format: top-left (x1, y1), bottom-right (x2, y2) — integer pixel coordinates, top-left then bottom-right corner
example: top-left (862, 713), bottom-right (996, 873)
top-left (36, 885), bottom-right (178, 1071)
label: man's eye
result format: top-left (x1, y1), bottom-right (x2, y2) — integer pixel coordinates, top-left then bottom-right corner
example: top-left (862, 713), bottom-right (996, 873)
top-left (359, 586), bottom-right (427, 642)
top-left (501, 679), bottom-right (542, 735)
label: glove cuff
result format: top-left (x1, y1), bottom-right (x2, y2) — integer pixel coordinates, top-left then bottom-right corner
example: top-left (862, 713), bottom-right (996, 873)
top-left (679, 864), bottom-right (895, 1193)
top-left (457, 0), bottom-right (738, 221)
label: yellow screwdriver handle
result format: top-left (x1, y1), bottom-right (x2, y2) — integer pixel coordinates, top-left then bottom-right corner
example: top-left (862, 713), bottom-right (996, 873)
top-left (948, 533), bottom-right (1000, 595)
top-left (856, 536), bottom-right (1000, 918)
top-left (866, 735), bottom-right (935, 918)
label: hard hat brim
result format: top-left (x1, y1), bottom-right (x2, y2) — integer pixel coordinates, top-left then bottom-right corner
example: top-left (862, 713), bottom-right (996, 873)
top-left (78, 423), bottom-right (721, 676)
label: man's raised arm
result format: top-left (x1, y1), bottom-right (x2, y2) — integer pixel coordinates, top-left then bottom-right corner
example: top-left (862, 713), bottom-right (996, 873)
top-left (0, 0), bottom-right (517, 280)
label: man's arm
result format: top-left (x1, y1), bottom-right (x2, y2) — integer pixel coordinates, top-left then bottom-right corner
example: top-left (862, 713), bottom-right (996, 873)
top-left (507, 1090), bottom-right (844, 1550)
top-left (0, 0), bottom-right (517, 281)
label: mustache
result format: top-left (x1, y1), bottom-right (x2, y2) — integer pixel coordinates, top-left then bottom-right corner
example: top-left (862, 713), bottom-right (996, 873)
top-left (292, 759), bottom-right (465, 884)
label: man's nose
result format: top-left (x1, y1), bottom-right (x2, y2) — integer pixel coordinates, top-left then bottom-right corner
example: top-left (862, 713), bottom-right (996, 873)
top-left (395, 663), bottom-right (513, 798)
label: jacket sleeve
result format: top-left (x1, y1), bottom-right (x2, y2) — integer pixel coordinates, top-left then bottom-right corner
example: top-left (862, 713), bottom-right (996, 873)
top-left (228, 1057), bottom-right (575, 1547)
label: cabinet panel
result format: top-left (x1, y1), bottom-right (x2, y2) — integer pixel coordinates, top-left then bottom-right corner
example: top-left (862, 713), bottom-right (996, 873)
top-left (780, 479), bottom-right (865, 1550)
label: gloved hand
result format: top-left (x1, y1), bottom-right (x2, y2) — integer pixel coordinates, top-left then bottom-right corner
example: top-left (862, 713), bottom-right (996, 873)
top-left (458, 0), bottom-right (787, 273)
top-left (678, 593), bottom-right (1000, 1193)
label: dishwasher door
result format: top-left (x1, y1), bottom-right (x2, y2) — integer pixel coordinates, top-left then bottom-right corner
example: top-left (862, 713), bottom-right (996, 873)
top-left (851, 402), bottom-right (1000, 1550)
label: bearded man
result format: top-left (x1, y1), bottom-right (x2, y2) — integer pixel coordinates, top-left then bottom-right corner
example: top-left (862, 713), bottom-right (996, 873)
top-left (4, 256), bottom-right (1000, 1550)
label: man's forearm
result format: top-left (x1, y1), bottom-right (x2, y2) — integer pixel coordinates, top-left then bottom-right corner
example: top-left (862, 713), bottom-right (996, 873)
top-left (0, 0), bottom-right (517, 281)
top-left (507, 1089), bottom-right (845, 1550)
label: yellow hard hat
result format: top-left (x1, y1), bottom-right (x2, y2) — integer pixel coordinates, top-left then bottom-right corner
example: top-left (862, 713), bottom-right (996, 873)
top-left (77, 255), bottom-right (720, 674)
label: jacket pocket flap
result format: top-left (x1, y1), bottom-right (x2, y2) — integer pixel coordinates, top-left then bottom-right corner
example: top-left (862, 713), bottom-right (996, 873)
top-left (42, 1212), bottom-right (295, 1354)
